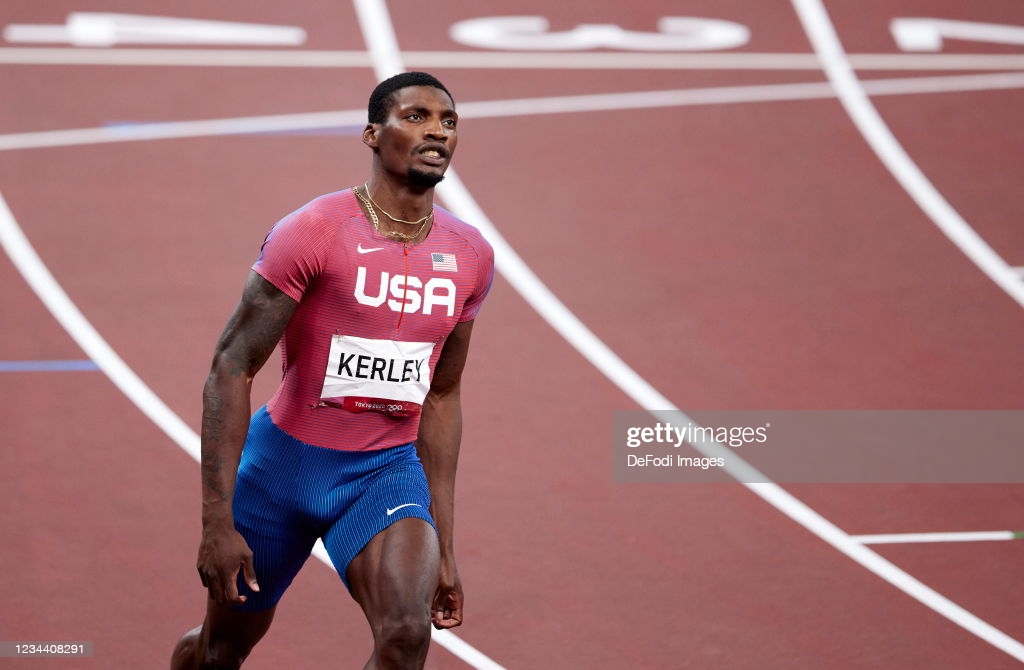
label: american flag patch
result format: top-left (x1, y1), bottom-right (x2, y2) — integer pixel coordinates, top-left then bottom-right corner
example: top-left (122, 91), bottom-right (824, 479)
top-left (431, 252), bottom-right (458, 272)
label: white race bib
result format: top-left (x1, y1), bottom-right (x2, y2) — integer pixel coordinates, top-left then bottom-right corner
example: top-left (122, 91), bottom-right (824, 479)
top-left (320, 335), bottom-right (434, 417)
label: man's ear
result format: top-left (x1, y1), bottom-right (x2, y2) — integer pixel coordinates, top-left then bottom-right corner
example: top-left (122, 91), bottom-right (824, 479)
top-left (363, 124), bottom-right (379, 148)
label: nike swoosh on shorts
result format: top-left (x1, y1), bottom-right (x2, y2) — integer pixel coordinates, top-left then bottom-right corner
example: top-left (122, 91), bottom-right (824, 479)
top-left (386, 503), bottom-right (422, 515)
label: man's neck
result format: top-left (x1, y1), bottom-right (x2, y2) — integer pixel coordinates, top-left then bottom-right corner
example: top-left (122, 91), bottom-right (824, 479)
top-left (364, 178), bottom-right (435, 222)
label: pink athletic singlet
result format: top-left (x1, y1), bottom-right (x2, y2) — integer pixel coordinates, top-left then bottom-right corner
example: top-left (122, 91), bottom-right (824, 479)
top-left (251, 188), bottom-right (494, 451)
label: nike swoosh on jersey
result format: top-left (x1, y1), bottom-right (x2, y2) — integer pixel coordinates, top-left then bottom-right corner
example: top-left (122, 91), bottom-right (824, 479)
top-left (386, 503), bottom-right (422, 516)
top-left (358, 243), bottom-right (385, 254)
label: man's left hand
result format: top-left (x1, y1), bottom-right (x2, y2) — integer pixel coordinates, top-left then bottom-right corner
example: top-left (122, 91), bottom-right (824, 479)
top-left (432, 560), bottom-right (464, 629)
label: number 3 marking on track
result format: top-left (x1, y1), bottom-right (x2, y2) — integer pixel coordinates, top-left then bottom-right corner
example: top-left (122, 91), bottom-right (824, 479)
top-left (449, 16), bottom-right (750, 52)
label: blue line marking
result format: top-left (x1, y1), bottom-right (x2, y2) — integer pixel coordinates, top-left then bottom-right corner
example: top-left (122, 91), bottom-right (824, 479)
top-left (105, 121), bottom-right (365, 137)
top-left (0, 360), bottom-right (100, 372)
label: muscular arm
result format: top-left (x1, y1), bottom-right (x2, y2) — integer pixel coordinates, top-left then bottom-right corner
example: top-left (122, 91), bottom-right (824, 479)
top-left (198, 270), bottom-right (298, 604)
top-left (416, 318), bottom-right (476, 628)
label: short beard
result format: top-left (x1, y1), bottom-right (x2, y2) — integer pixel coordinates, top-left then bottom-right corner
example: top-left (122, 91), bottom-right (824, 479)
top-left (407, 166), bottom-right (445, 188)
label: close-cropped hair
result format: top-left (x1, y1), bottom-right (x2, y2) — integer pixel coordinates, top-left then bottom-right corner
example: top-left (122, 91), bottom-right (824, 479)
top-left (367, 72), bottom-right (454, 124)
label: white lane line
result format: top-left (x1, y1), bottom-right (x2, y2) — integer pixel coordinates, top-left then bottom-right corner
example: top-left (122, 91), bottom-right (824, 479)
top-left (0, 110), bottom-right (366, 151)
top-left (0, 192), bottom-right (200, 460)
top-left (3, 72), bottom-right (1024, 153)
top-left (792, 0), bottom-right (1024, 313)
top-left (851, 53), bottom-right (1024, 71)
top-left (853, 531), bottom-right (1022, 545)
top-left (355, 0), bottom-right (1024, 664)
top-left (353, 0), bottom-right (404, 78)
top-left (2, 47), bottom-right (1024, 71)
top-left (460, 72), bottom-right (1024, 117)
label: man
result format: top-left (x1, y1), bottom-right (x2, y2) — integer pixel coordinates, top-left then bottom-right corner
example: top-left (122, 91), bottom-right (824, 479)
top-left (171, 71), bottom-right (494, 669)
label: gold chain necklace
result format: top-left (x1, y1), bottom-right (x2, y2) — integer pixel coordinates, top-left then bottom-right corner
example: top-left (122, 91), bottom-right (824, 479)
top-left (362, 182), bottom-right (433, 226)
top-left (353, 185), bottom-right (430, 243)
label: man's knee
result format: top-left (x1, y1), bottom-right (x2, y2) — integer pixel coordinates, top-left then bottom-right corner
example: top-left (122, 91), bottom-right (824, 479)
top-left (173, 609), bottom-right (271, 670)
top-left (171, 626), bottom-right (201, 670)
top-left (376, 610), bottom-right (432, 657)
top-left (196, 636), bottom-right (253, 670)
top-left (190, 601), bottom-right (275, 670)
top-left (200, 614), bottom-right (276, 670)
top-left (170, 625), bottom-right (251, 670)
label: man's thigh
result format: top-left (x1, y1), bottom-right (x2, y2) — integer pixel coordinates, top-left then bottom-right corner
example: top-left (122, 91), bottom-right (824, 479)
top-left (344, 517), bottom-right (440, 619)
top-left (319, 448), bottom-right (435, 593)
top-left (231, 408), bottom-right (319, 611)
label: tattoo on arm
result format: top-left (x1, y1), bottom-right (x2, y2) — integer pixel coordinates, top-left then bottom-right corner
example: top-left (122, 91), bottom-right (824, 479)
top-left (201, 450), bottom-right (228, 501)
top-left (200, 272), bottom-right (299, 504)
top-left (201, 390), bottom-right (225, 443)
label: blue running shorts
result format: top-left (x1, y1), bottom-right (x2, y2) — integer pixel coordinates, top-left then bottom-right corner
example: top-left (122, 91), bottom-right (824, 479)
top-left (230, 406), bottom-right (435, 611)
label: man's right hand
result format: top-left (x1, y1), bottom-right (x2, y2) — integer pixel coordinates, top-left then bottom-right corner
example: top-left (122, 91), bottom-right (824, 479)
top-left (196, 524), bottom-right (260, 605)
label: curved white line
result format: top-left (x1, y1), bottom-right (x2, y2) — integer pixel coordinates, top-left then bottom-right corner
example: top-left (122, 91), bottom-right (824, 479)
top-left (0, 192), bottom-right (200, 460)
top-left (791, 0), bottom-right (1024, 310)
top-left (356, 0), bottom-right (1024, 664)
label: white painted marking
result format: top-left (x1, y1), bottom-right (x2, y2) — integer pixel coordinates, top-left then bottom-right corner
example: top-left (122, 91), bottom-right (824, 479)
top-left (853, 531), bottom-right (1018, 545)
top-left (1014, 266), bottom-right (1024, 279)
top-left (795, 3), bottom-right (1024, 315)
top-left (353, 0), bottom-right (404, 78)
top-left (791, 1), bottom-right (1024, 658)
top-left (0, 192), bottom-right (199, 461)
top-left (849, 53), bottom-right (1024, 71)
top-left (459, 72), bottom-right (1024, 119)
top-left (428, 630), bottom-right (505, 669)
top-left (4, 72), bottom-right (1024, 153)
top-left (892, 18), bottom-right (1024, 52)
top-left (4, 13), bottom-right (306, 47)
top-left (2, 47), bottom-right (1024, 71)
top-left (449, 16), bottom-right (749, 52)
top-left (857, 72), bottom-right (1024, 96)
top-left (0, 109), bottom-right (366, 151)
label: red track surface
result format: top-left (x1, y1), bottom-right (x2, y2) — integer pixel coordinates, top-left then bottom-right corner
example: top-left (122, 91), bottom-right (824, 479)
top-left (2, 1), bottom-right (1023, 668)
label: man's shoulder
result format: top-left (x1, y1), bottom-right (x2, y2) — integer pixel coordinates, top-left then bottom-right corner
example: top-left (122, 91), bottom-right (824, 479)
top-left (433, 207), bottom-right (493, 259)
top-left (301, 189), bottom-right (361, 222)
top-left (270, 189), bottom-right (361, 238)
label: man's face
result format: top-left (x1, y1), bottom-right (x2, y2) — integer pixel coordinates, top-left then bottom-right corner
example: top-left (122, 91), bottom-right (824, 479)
top-left (367, 85), bottom-right (458, 188)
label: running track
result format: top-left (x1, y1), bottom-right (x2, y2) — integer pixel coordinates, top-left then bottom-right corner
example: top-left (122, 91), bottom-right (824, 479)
top-left (2, 1), bottom-right (1024, 668)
